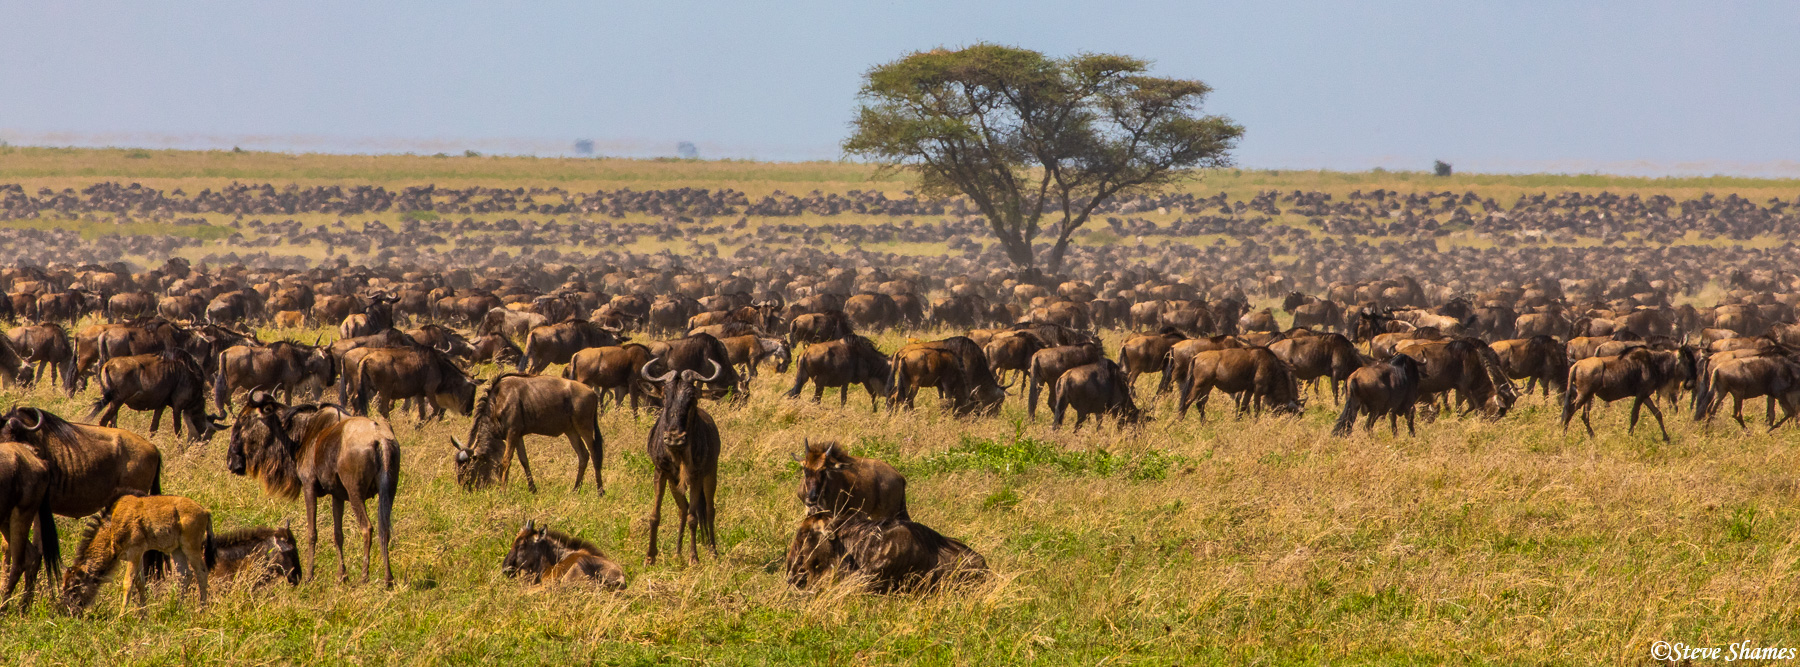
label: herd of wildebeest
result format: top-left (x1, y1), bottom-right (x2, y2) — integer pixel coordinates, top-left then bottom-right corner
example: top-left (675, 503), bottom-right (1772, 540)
top-left (3, 183), bottom-right (1800, 618)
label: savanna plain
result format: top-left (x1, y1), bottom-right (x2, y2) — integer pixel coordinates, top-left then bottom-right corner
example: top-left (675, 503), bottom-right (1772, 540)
top-left (4, 148), bottom-right (1800, 665)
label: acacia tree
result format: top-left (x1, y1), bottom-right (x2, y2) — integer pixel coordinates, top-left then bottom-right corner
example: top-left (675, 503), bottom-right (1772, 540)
top-left (844, 44), bottom-right (1243, 274)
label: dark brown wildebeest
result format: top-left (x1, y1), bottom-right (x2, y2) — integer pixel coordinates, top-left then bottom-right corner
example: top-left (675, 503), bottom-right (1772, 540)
top-left (688, 321), bottom-right (763, 341)
top-left (449, 373), bottom-right (603, 495)
top-left (719, 334), bottom-right (791, 379)
top-left (789, 310), bottom-right (854, 349)
top-left (1693, 353), bottom-right (1800, 429)
top-left (784, 513), bottom-right (987, 593)
top-left (517, 319), bottom-right (628, 373)
top-left (982, 331), bottom-right (1044, 386)
top-left (1025, 343), bottom-right (1105, 420)
top-left (1392, 338), bottom-right (1517, 420)
top-left (1561, 347), bottom-right (1697, 441)
top-left (1158, 301), bottom-right (1215, 336)
top-left (648, 333), bottom-right (744, 399)
top-left (1118, 328), bottom-right (1187, 392)
top-left (214, 340), bottom-right (336, 413)
top-left (0, 438), bottom-right (51, 613)
top-left (0, 407), bottom-right (163, 609)
top-left (107, 291), bottom-right (156, 321)
top-left (228, 393), bottom-right (400, 586)
top-left (843, 293), bottom-right (901, 332)
top-left (311, 295), bottom-right (362, 328)
top-left (791, 439), bottom-right (908, 521)
top-left (207, 289), bottom-right (263, 326)
top-left (1051, 359), bottom-right (1145, 430)
top-left (1268, 333), bottom-right (1364, 402)
top-left (468, 332), bottom-right (523, 367)
top-left (1162, 335), bottom-right (1245, 396)
top-left (785, 335), bottom-right (891, 411)
top-left (501, 520), bottom-right (626, 590)
top-left (1515, 311), bottom-right (1570, 340)
top-left (1238, 308), bottom-right (1281, 334)
top-left (349, 347), bottom-right (476, 422)
top-left (1489, 336), bottom-right (1569, 396)
top-left (406, 325), bottom-right (476, 361)
top-left (7, 323), bottom-right (73, 391)
top-left (1284, 293), bottom-right (1343, 332)
top-left (564, 343), bottom-right (655, 413)
top-left (1178, 347), bottom-right (1302, 420)
top-left (640, 358), bottom-right (723, 565)
top-left (889, 337), bottom-right (1009, 416)
top-left (1332, 355), bottom-right (1425, 436)
top-left (87, 350), bottom-right (226, 443)
top-left (202, 524), bottom-right (302, 589)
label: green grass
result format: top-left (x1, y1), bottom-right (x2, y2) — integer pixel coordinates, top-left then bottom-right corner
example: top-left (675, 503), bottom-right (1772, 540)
top-left (6, 321), bottom-right (1800, 664)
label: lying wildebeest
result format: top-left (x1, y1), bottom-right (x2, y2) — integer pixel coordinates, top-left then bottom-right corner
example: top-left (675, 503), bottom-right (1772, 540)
top-left (87, 350), bottom-right (226, 443)
top-left (1332, 354), bottom-right (1425, 436)
top-left (1489, 336), bottom-right (1569, 396)
top-left (786, 335), bottom-right (891, 411)
top-left (1118, 328), bottom-right (1187, 391)
top-left (1178, 347), bottom-right (1302, 420)
top-left (792, 439), bottom-right (908, 521)
top-left (1693, 353), bottom-right (1800, 430)
top-left (214, 339), bottom-right (336, 413)
top-left (0, 438), bottom-right (51, 612)
top-left (1562, 347), bottom-right (1697, 441)
top-left (1051, 359), bottom-right (1145, 430)
top-left (784, 513), bottom-right (988, 593)
top-left (450, 373), bottom-right (604, 495)
top-left (201, 524), bottom-right (302, 589)
top-left (502, 520), bottom-right (626, 590)
top-left (229, 393), bottom-right (400, 586)
top-left (349, 347), bottom-right (477, 422)
top-left (60, 493), bottom-right (213, 617)
top-left (564, 343), bottom-right (655, 413)
top-left (641, 358), bottom-right (723, 565)
top-left (517, 319), bottom-right (628, 374)
top-left (1268, 333), bottom-right (1364, 402)
top-left (1025, 343), bottom-right (1105, 420)
top-left (7, 323), bottom-right (73, 391)
top-left (719, 334), bottom-right (791, 379)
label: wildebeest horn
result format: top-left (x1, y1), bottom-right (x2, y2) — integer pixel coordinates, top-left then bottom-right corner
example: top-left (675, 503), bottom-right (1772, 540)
top-left (525, 518), bottom-right (535, 532)
top-left (701, 359), bottom-right (723, 382)
top-left (791, 437), bottom-right (809, 462)
top-left (313, 334), bottom-right (324, 347)
top-left (450, 437), bottom-right (468, 452)
top-left (17, 407), bottom-right (42, 431)
top-left (640, 358), bottom-right (676, 383)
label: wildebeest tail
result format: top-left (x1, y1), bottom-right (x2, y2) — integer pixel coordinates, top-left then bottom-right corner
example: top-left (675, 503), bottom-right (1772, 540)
top-left (376, 437), bottom-right (398, 557)
top-left (1331, 381), bottom-right (1361, 436)
top-left (353, 362), bottom-right (375, 416)
top-left (514, 333), bottom-right (532, 372)
top-left (213, 350), bottom-right (230, 413)
top-left (37, 503), bottom-right (61, 581)
top-left (203, 525), bottom-right (217, 571)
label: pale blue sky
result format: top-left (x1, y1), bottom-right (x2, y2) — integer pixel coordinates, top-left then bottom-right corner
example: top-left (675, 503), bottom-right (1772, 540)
top-left (2, 1), bottom-right (1795, 175)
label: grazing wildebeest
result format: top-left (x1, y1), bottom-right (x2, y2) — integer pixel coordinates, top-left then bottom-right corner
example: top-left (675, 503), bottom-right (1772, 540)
top-left (1051, 359), bottom-right (1145, 430)
top-left (228, 393), bottom-right (400, 586)
top-left (214, 340), bottom-right (336, 413)
top-left (1268, 333), bottom-right (1364, 402)
top-left (1161, 335), bottom-right (1245, 394)
top-left (1284, 293), bottom-right (1344, 332)
top-left (468, 332), bottom-right (523, 367)
top-left (564, 343), bottom-right (655, 413)
top-left (1693, 353), bottom-right (1800, 429)
top-left (1025, 343), bottom-right (1105, 420)
top-left (1118, 328), bottom-right (1187, 391)
top-left (889, 337), bottom-right (1009, 416)
top-left (791, 439), bottom-right (908, 521)
top-left (1561, 347), bottom-right (1697, 441)
top-left (1489, 336), bottom-right (1570, 396)
top-left (719, 334), bottom-right (791, 379)
top-left (349, 346), bottom-right (477, 422)
top-left (517, 319), bottom-right (628, 374)
top-left (0, 439), bottom-right (51, 612)
top-left (59, 494), bottom-right (212, 617)
top-left (785, 335), bottom-right (891, 411)
top-left (640, 358), bottom-right (723, 565)
top-left (449, 373), bottom-right (604, 494)
top-left (87, 350), bottom-right (226, 443)
top-left (1332, 355), bottom-right (1425, 436)
top-left (1178, 347), bottom-right (1302, 419)
top-left (7, 323), bottom-right (73, 391)
top-left (1392, 338), bottom-right (1517, 420)
top-left (784, 513), bottom-right (988, 593)
top-left (502, 520), bottom-right (626, 589)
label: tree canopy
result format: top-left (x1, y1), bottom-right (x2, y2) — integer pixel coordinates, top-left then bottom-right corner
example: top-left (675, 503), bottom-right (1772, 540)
top-left (843, 44), bottom-right (1243, 273)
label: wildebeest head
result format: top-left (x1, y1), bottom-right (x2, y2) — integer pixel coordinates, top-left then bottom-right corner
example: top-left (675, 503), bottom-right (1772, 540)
top-left (792, 439), bottom-right (854, 512)
top-left (501, 519), bottom-right (554, 582)
top-left (639, 355), bottom-right (722, 412)
top-left (784, 513), bottom-right (845, 590)
top-left (227, 391), bottom-right (285, 476)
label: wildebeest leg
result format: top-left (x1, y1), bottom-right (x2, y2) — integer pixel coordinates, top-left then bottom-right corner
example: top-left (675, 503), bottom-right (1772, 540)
top-left (568, 431), bottom-right (591, 493)
top-left (1642, 397), bottom-right (1670, 441)
top-left (1388, 410), bottom-right (1399, 436)
top-left (669, 479), bottom-right (693, 566)
top-left (304, 491), bottom-right (320, 581)
top-left (1580, 399), bottom-right (1596, 437)
top-left (1627, 398), bottom-right (1644, 434)
top-left (838, 385), bottom-right (849, 407)
top-left (120, 556), bottom-right (142, 617)
top-left (331, 496), bottom-right (349, 582)
top-left (343, 492), bottom-right (374, 583)
top-left (513, 434), bottom-right (539, 494)
top-left (1733, 396), bottom-right (1747, 429)
top-left (1, 511), bottom-right (31, 611)
top-left (645, 472), bottom-right (667, 565)
top-left (1406, 406), bottom-right (1417, 436)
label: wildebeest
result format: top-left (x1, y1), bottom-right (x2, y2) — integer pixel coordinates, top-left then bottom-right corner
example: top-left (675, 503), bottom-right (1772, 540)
top-left (640, 358), bottom-right (723, 565)
top-left (87, 350), bottom-right (226, 443)
top-left (517, 319), bottom-right (628, 374)
top-left (648, 333), bottom-right (744, 399)
top-left (563, 343), bottom-right (655, 413)
top-left (719, 334), bottom-right (791, 379)
top-left (982, 331), bottom-right (1044, 386)
top-left (214, 340), bottom-right (336, 413)
top-left (1489, 335), bottom-right (1570, 396)
top-left (792, 439), bottom-right (908, 521)
top-left (784, 513), bottom-right (988, 593)
top-left (468, 332), bottom-right (524, 367)
top-left (1178, 347), bottom-right (1302, 419)
top-left (1025, 343), bottom-right (1105, 420)
top-left (788, 310), bottom-right (854, 348)
top-left (1117, 328), bottom-right (1187, 391)
top-left (202, 524), bottom-right (302, 589)
top-left (7, 323), bottom-right (73, 391)
top-left (1161, 335), bottom-right (1245, 394)
top-left (228, 393), bottom-right (400, 586)
top-left (477, 307), bottom-right (547, 339)
top-left (1268, 333), bottom-right (1364, 402)
top-left (501, 520), bottom-right (626, 590)
top-left (1693, 353), bottom-right (1800, 429)
top-left (0, 438), bottom-right (51, 612)
top-left (406, 324), bottom-right (477, 361)
top-left (1561, 347), bottom-right (1697, 441)
top-left (337, 293), bottom-right (396, 340)
top-left (1392, 338), bottom-right (1517, 420)
top-left (349, 347), bottom-right (477, 422)
top-left (59, 493), bottom-right (212, 617)
top-left (1051, 359), bottom-right (1145, 430)
top-left (449, 373), bottom-right (604, 494)
top-left (1332, 354), bottom-right (1425, 436)
top-left (786, 335), bottom-right (891, 411)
